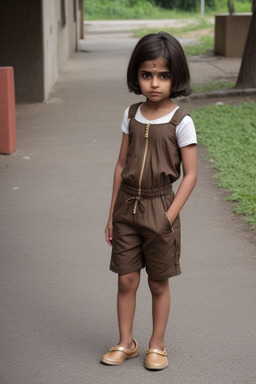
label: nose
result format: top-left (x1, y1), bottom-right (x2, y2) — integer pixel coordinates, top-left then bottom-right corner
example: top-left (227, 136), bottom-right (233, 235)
top-left (151, 75), bottom-right (159, 88)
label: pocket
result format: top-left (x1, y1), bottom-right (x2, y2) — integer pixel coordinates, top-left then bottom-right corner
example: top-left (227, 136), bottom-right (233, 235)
top-left (160, 195), bottom-right (174, 233)
top-left (164, 211), bottom-right (174, 233)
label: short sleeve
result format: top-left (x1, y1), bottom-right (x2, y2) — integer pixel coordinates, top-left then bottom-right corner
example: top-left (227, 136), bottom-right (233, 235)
top-left (176, 115), bottom-right (197, 148)
top-left (121, 107), bottom-right (130, 134)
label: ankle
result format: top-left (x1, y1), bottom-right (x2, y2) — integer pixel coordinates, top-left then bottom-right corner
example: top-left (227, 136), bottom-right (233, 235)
top-left (149, 340), bottom-right (165, 351)
top-left (119, 338), bottom-right (136, 351)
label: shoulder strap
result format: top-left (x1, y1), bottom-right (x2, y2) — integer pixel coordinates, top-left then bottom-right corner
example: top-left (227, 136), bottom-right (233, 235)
top-left (170, 108), bottom-right (189, 127)
top-left (128, 102), bottom-right (143, 119)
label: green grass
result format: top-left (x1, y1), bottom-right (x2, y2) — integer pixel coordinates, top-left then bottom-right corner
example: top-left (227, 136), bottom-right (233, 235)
top-left (84, 0), bottom-right (252, 20)
top-left (184, 35), bottom-right (214, 56)
top-left (214, 0), bottom-right (252, 13)
top-left (133, 20), bottom-right (214, 56)
top-left (133, 18), bottom-right (214, 38)
top-left (191, 102), bottom-right (256, 228)
top-left (133, 31), bottom-right (214, 57)
top-left (193, 81), bottom-right (235, 93)
top-left (84, 0), bottom-right (198, 20)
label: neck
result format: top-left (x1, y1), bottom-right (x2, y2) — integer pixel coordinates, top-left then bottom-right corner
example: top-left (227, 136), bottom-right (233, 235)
top-left (140, 99), bottom-right (177, 120)
top-left (144, 98), bottom-right (175, 111)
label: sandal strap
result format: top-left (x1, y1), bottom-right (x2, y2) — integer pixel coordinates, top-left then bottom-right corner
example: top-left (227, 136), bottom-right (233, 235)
top-left (110, 346), bottom-right (131, 355)
top-left (110, 339), bottom-right (138, 355)
top-left (146, 348), bottom-right (167, 357)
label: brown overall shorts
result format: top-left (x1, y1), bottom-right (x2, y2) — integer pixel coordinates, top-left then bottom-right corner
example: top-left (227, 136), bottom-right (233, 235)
top-left (110, 103), bottom-right (189, 280)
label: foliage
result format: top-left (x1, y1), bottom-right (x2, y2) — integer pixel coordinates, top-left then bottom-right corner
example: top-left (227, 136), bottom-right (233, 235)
top-left (84, 0), bottom-right (252, 19)
top-left (213, 0), bottom-right (252, 12)
top-left (174, 0), bottom-right (199, 11)
top-left (191, 102), bottom-right (256, 227)
top-left (154, 0), bottom-right (215, 11)
top-left (84, 0), bottom-right (154, 20)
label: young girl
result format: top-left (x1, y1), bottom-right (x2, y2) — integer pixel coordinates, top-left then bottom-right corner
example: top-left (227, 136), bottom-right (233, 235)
top-left (102, 32), bottom-right (197, 370)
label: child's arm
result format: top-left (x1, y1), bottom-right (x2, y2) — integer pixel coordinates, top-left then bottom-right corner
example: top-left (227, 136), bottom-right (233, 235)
top-left (105, 133), bottom-right (129, 246)
top-left (166, 144), bottom-right (197, 225)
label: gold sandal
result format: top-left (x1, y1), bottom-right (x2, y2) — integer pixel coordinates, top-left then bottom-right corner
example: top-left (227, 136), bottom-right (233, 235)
top-left (101, 339), bottom-right (139, 366)
top-left (145, 348), bottom-right (168, 370)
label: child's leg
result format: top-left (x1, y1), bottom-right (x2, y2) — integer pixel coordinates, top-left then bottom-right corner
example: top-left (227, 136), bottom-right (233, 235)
top-left (117, 270), bottom-right (140, 349)
top-left (148, 278), bottom-right (170, 350)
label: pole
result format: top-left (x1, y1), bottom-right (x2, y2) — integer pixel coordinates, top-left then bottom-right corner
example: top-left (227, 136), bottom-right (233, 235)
top-left (201, 0), bottom-right (205, 16)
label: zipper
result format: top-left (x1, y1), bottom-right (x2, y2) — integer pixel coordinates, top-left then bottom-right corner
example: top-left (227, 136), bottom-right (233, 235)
top-left (133, 123), bottom-right (150, 214)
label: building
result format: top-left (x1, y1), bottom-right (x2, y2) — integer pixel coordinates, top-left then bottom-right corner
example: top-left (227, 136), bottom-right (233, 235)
top-left (0, 0), bottom-right (84, 102)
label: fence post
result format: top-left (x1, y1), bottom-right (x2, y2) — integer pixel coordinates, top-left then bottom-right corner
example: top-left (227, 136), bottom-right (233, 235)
top-left (0, 67), bottom-right (16, 154)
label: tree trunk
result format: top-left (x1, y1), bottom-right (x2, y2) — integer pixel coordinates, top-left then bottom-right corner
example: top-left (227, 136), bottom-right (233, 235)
top-left (235, 8), bottom-right (256, 88)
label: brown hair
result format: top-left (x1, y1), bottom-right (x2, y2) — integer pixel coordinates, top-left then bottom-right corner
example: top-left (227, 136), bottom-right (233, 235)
top-left (127, 32), bottom-right (192, 98)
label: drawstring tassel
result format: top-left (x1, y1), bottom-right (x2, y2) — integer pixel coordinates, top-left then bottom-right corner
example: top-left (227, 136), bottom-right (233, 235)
top-left (125, 196), bottom-right (145, 215)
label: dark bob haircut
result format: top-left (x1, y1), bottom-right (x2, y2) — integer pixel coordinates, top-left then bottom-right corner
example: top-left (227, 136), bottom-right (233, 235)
top-left (127, 32), bottom-right (192, 98)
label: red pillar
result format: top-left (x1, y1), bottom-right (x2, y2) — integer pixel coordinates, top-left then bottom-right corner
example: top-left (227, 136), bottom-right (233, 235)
top-left (0, 67), bottom-right (16, 154)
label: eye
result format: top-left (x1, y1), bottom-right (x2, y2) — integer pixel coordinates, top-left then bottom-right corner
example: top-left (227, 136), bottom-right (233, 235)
top-left (142, 72), bottom-right (151, 79)
top-left (160, 73), bottom-right (170, 79)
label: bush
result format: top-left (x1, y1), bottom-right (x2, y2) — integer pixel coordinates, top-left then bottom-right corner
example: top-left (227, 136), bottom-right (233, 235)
top-left (150, 0), bottom-right (252, 12)
top-left (153, 0), bottom-right (175, 9)
top-left (84, 0), bottom-right (154, 20)
top-left (84, 0), bottom-right (253, 19)
top-left (175, 0), bottom-right (198, 11)
top-left (154, 0), bottom-right (216, 11)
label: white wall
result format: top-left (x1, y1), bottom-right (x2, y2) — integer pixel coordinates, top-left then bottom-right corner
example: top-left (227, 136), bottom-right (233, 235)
top-left (42, 0), bottom-right (78, 100)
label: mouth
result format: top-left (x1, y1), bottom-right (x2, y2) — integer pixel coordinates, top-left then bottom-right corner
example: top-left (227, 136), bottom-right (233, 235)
top-left (150, 91), bottom-right (160, 96)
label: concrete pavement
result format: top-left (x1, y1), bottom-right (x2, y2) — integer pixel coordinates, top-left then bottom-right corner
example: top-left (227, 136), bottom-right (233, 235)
top-left (79, 37), bottom-right (243, 87)
top-left (83, 18), bottom-right (214, 41)
top-left (0, 33), bottom-right (256, 384)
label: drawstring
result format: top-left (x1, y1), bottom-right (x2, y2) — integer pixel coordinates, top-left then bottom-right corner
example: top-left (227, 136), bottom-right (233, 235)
top-left (125, 196), bottom-right (145, 215)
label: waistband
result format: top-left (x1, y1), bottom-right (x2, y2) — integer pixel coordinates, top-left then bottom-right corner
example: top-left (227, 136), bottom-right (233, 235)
top-left (121, 182), bottom-right (173, 198)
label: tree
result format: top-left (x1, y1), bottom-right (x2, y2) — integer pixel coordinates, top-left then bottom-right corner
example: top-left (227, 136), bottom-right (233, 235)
top-left (235, 6), bottom-right (256, 88)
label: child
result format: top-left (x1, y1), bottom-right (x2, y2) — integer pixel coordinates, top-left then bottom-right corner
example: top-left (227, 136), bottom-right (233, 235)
top-left (102, 32), bottom-right (197, 370)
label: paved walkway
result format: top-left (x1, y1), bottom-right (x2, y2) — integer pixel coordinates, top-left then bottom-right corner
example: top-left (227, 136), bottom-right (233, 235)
top-left (83, 18), bottom-right (214, 41)
top-left (0, 33), bottom-right (256, 384)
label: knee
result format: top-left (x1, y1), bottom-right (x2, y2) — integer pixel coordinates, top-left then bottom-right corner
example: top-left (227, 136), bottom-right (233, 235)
top-left (118, 273), bottom-right (140, 294)
top-left (148, 278), bottom-right (168, 296)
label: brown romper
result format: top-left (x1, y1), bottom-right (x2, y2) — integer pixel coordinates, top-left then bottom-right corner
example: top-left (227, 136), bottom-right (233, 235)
top-left (110, 102), bottom-right (189, 280)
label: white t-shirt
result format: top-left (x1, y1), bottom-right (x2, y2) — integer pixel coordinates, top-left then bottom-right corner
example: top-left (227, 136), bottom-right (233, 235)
top-left (121, 104), bottom-right (197, 148)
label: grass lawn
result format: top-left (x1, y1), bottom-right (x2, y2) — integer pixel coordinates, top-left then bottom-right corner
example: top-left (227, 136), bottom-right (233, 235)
top-left (183, 35), bottom-right (214, 56)
top-left (193, 81), bottom-right (235, 93)
top-left (133, 20), bottom-right (215, 57)
top-left (133, 18), bottom-right (214, 38)
top-left (191, 102), bottom-right (256, 228)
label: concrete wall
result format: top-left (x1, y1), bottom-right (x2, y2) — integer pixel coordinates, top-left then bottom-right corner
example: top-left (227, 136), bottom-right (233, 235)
top-left (40, 0), bottom-right (79, 100)
top-left (42, 0), bottom-right (59, 100)
top-left (0, 0), bottom-right (80, 102)
top-left (215, 14), bottom-right (252, 57)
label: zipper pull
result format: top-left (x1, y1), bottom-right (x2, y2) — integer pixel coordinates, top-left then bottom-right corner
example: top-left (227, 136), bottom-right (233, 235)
top-left (145, 123), bottom-right (150, 139)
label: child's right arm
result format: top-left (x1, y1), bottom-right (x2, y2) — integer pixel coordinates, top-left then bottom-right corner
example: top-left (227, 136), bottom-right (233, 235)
top-left (105, 133), bottom-right (129, 246)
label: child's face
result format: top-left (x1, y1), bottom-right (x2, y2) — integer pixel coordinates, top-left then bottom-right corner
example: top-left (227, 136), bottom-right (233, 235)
top-left (137, 57), bottom-right (172, 103)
